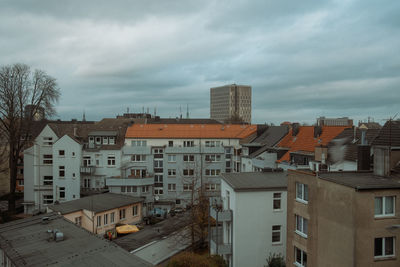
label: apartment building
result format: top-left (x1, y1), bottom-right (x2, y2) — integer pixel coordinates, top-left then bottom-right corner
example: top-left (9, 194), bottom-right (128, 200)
top-left (316, 116), bottom-right (353, 127)
top-left (107, 123), bottom-right (257, 208)
top-left (209, 172), bottom-right (287, 267)
top-left (286, 170), bottom-right (400, 267)
top-left (48, 193), bottom-right (143, 235)
top-left (210, 84), bottom-right (252, 123)
top-left (23, 118), bottom-right (131, 214)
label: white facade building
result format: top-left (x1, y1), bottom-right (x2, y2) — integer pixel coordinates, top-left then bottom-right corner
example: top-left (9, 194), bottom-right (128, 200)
top-left (209, 172), bottom-right (287, 267)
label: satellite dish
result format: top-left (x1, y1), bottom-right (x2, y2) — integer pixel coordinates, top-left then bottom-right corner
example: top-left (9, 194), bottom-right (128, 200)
top-left (155, 195), bottom-right (160, 201)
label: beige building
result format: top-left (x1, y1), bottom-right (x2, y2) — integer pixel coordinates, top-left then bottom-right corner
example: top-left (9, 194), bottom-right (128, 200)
top-left (287, 170), bottom-right (400, 267)
top-left (48, 193), bottom-right (143, 235)
top-left (210, 84), bottom-right (251, 123)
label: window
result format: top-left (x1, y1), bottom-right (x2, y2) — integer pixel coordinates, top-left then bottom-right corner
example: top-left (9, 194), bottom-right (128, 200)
top-left (84, 178), bottom-right (90, 188)
top-left (205, 154), bottom-right (221, 162)
top-left (83, 156), bottom-right (91, 166)
top-left (375, 196), bottom-right (395, 217)
top-left (97, 215), bottom-right (102, 227)
top-left (72, 152), bottom-right (75, 157)
top-left (205, 183), bottom-right (218, 191)
top-left (58, 150), bottom-right (65, 156)
top-left (121, 186), bottom-right (126, 193)
top-left (104, 214), bottom-right (108, 225)
top-left (89, 136), bottom-right (94, 144)
top-left (95, 137), bottom-right (101, 144)
top-left (272, 225), bottom-right (281, 243)
top-left (43, 195), bottom-right (53, 204)
top-left (296, 182), bottom-right (309, 204)
top-left (168, 169), bottom-right (176, 177)
top-left (102, 136), bottom-right (108, 145)
top-left (183, 140), bottom-right (194, 147)
top-left (142, 185), bottom-right (150, 193)
top-left (107, 155), bottom-right (116, 166)
top-left (375, 237), bottom-right (395, 258)
top-left (43, 176), bottom-right (53, 186)
top-left (110, 212), bottom-right (115, 223)
top-left (132, 140), bottom-right (147, 146)
top-left (295, 215), bottom-right (308, 238)
top-left (43, 154), bottom-right (53, 164)
top-left (183, 184), bottom-right (193, 191)
top-left (131, 155), bottom-right (146, 162)
top-left (183, 155), bottom-right (195, 162)
top-left (155, 175), bottom-right (163, 183)
top-left (205, 169), bottom-right (221, 176)
top-left (59, 187), bottom-right (65, 199)
top-left (126, 186), bottom-right (132, 193)
top-left (155, 188), bottom-right (163, 195)
top-left (154, 148), bottom-right (163, 154)
top-left (18, 180), bottom-right (24, 186)
top-left (294, 247), bottom-right (307, 267)
top-left (120, 209), bottom-right (126, 220)
top-left (273, 193), bottom-right (281, 210)
top-left (59, 166), bottom-right (65, 178)
top-left (183, 169), bottom-right (194, 176)
top-left (109, 136), bottom-right (115, 145)
top-left (168, 155), bottom-right (176, 162)
top-left (133, 205), bottom-right (138, 216)
top-left (205, 141), bottom-right (221, 147)
top-left (43, 137), bottom-right (53, 145)
top-left (168, 183), bottom-right (176, 191)
top-left (168, 141), bottom-right (173, 147)
top-left (75, 216), bottom-right (82, 226)
top-left (154, 159), bottom-right (163, 168)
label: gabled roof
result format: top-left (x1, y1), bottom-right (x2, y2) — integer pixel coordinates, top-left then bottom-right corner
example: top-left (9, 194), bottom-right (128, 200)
top-left (48, 193), bottom-right (143, 214)
top-left (372, 120), bottom-right (400, 147)
top-left (125, 124), bottom-right (257, 139)
top-left (221, 172), bottom-right (287, 191)
top-left (0, 213), bottom-right (151, 267)
top-left (276, 126), bottom-right (349, 162)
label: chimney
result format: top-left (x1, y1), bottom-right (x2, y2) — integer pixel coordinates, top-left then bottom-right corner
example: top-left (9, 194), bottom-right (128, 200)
top-left (292, 123), bottom-right (300, 136)
top-left (314, 126), bottom-right (322, 138)
top-left (73, 127), bottom-right (77, 137)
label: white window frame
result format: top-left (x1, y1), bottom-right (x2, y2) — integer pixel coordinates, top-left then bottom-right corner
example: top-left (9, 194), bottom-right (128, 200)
top-left (43, 195), bottom-right (53, 204)
top-left (120, 209), bottom-right (126, 220)
top-left (133, 205), bottom-right (138, 216)
top-left (142, 185), bottom-right (149, 193)
top-left (296, 182), bottom-right (309, 204)
top-left (75, 216), bottom-right (82, 226)
top-left (183, 184), bottom-right (193, 191)
top-left (110, 212), bottom-right (115, 223)
top-left (107, 154), bottom-right (116, 166)
top-left (104, 213), bottom-right (108, 225)
top-left (97, 215), bottom-right (102, 227)
top-left (168, 169), bottom-right (176, 177)
top-left (183, 140), bottom-right (194, 147)
top-left (295, 214), bottom-right (308, 238)
top-left (272, 225), bottom-right (281, 244)
top-left (154, 188), bottom-right (163, 195)
top-left (109, 136), bottom-right (115, 145)
top-left (183, 169), bottom-right (194, 176)
top-left (294, 246), bottom-right (307, 267)
top-left (168, 183), bottom-right (176, 191)
top-left (168, 154), bottom-right (176, 162)
top-left (183, 154), bottom-right (195, 162)
top-left (375, 196), bottom-right (395, 218)
top-left (374, 237), bottom-right (395, 259)
top-left (273, 192), bottom-right (282, 211)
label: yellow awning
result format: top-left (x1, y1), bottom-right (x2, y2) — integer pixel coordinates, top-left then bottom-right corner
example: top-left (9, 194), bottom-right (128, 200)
top-left (116, 224), bottom-right (140, 234)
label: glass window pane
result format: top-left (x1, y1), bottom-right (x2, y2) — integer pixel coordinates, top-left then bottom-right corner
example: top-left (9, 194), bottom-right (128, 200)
top-left (296, 183), bottom-right (302, 199)
top-left (303, 218), bottom-right (308, 235)
top-left (303, 252), bottom-right (307, 266)
top-left (296, 248), bottom-right (302, 263)
top-left (374, 238), bottom-right (383, 256)
top-left (375, 197), bottom-right (383, 215)
top-left (273, 199), bottom-right (281, 209)
top-left (385, 197), bottom-right (394, 214)
top-left (272, 232), bottom-right (280, 242)
top-left (385, 237), bottom-right (394, 256)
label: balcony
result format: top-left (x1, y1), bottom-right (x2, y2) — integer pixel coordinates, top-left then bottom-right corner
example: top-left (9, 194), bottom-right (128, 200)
top-left (80, 166), bottom-right (95, 175)
top-left (123, 146), bottom-right (151, 155)
top-left (106, 177), bottom-right (154, 187)
top-left (210, 207), bottom-right (232, 222)
top-left (210, 227), bottom-right (231, 255)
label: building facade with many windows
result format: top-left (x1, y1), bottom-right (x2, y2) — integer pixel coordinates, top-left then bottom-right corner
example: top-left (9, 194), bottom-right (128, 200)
top-left (287, 170), bottom-right (400, 267)
top-left (209, 172), bottom-right (287, 267)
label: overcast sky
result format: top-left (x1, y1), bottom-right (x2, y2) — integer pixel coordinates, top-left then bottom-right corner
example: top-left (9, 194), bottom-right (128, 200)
top-left (1, 0), bottom-right (399, 124)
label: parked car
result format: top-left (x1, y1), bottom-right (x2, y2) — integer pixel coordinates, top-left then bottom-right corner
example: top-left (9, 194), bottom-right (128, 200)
top-left (169, 207), bottom-right (185, 216)
top-left (148, 208), bottom-right (167, 218)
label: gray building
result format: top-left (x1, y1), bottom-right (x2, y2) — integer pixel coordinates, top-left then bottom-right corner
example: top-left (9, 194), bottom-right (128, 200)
top-left (210, 84), bottom-right (252, 124)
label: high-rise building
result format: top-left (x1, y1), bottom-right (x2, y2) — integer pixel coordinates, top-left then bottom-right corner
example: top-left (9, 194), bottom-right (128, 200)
top-left (210, 84), bottom-right (252, 123)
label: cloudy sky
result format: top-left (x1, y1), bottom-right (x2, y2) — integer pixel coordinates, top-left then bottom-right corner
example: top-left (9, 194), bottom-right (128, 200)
top-left (1, 0), bottom-right (399, 124)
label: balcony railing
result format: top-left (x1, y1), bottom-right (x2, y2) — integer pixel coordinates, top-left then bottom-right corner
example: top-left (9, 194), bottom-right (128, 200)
top-left (106, 177), bottom-right (154, 187)
top-left (80, 166), bottom-right (95, 174)
top-left (210, 207), bottom-right (232, 222)
top-left (210, 227), bottom-right (232, 255)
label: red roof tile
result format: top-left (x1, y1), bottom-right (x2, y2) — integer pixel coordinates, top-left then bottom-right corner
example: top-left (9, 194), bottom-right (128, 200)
top-left (276, 126), bottom-right (349, 162)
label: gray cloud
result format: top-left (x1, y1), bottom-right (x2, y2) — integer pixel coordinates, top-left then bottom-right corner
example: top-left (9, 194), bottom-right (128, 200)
top-left (0, 0), bottom-right (399, 124)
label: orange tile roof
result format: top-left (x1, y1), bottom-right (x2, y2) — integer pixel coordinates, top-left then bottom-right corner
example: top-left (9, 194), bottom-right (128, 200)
top-left (276, 126), bottom-right (349, 162)
top-left (125, 124), bottom-right (258, 139)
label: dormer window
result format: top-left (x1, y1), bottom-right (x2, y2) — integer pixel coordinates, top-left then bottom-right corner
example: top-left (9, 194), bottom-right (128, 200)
top-left (89, 137), bottom-right (94, 144)
top-left (95, 137), bottom-right (101, 144)
top-left (109, 137), bottom-right (115, 145)
top-left (103, 137), bottom-right (108, 145)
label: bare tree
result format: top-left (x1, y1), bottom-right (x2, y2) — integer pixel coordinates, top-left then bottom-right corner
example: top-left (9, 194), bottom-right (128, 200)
top-left (0, 63), bottom-right (60, 212)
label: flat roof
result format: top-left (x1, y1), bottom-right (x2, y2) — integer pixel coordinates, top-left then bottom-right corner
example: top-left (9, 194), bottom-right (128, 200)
top-left (48, 193), bottom-right (144, 214)
top-left (318, 172), bottom-right (400, 190)
top-left (0, 213), bottom-right (151, 267)
top-left (221, 172), bottom-right (287, 192)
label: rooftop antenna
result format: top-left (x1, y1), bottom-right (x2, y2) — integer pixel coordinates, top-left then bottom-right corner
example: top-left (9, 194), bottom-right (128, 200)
top-left (186, 104), bottom-right (189, 119)
top-left (179, 105), bottom-right (182, 119)
top-left (127, 107), bottom-right (129, 114)
top-left (142, 106), bottom-right (145, 114)
top-left (82, 110), bottom-right (86, 122)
